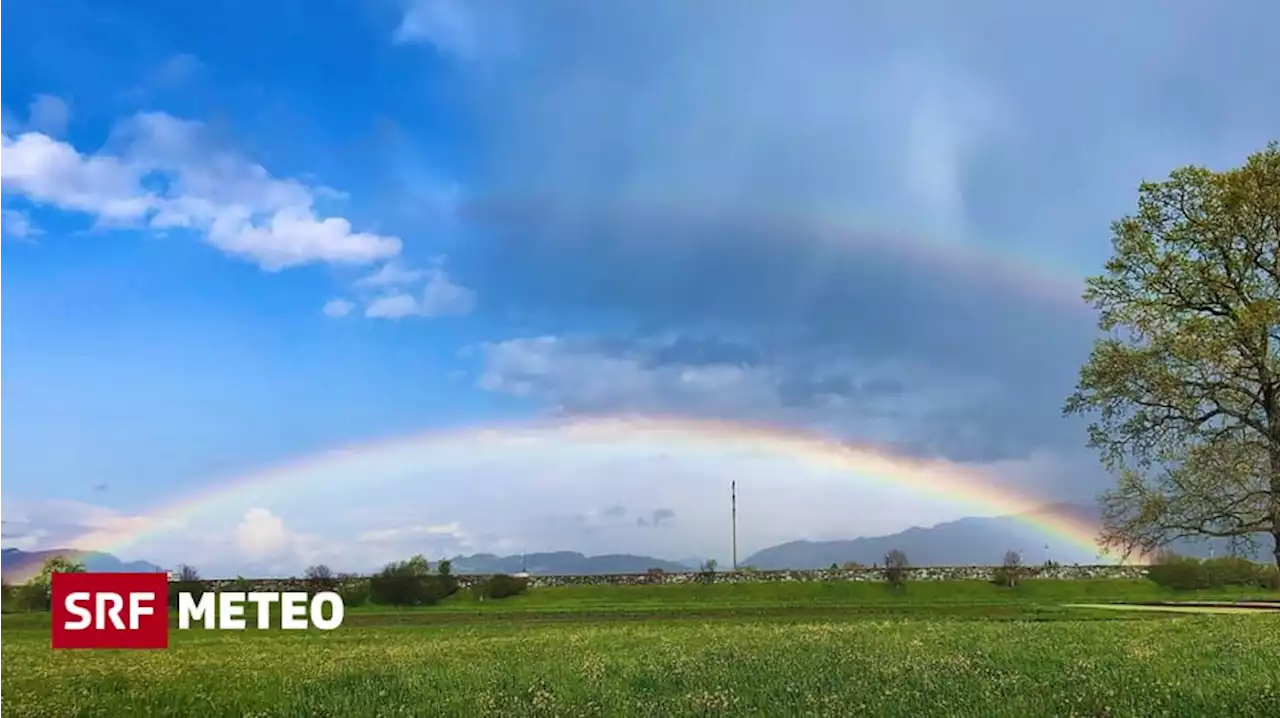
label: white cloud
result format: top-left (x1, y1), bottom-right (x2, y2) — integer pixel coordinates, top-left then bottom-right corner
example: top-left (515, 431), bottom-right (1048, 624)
top-left (2, 209), bottom-right (39, 239)
top-left (0, 499), bottom-right (179, 555)
top-left (27, 95), bottom-right (70, 137)
top-left (420, 265), bottom-right (475, 315)
top-left (0, 113), bottom-right (402, 270)
top-left (356, 521), bottom-right (466, 545)
top-left (395, 0), bottom-right (478, 57)
top-left (364, 264), bottom-right (475, 318)
top-left (356, 260), bottom-right (427, 287)
top-left (235, 508), bottom-right (290, 557)
top-left (365, 292), bottom-right (420, 319)
top-left (1, 132), bottom-right (156, 221)
top-left (322, 298), bottom-right (355, 317)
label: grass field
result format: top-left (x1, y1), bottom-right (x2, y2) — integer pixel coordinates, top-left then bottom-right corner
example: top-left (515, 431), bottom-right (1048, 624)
top-left (4, 579), bottom-right (1279, 717)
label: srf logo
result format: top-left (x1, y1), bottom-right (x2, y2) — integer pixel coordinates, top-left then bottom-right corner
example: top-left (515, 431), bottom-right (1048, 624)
top-left (51, 572), bottom-right (169, 649)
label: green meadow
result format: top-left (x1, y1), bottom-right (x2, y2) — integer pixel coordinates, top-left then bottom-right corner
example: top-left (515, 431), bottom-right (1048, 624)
top-left (4, 579), bottom-right (1279, 717)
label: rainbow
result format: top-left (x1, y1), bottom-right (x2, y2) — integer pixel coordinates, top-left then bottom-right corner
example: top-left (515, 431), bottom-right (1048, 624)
top-left (463, 198), bottom-right (1094, 312)
top-left (36, 415), bottom-right (1115, 568)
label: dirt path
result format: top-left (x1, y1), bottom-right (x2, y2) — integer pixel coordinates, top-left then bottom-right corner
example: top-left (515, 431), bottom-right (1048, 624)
top-left (1064, 603), bottom-right (1280, 615)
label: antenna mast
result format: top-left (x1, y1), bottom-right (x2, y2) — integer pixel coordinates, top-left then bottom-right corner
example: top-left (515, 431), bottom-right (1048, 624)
top-left (731, 480), bottom-right (738, 570)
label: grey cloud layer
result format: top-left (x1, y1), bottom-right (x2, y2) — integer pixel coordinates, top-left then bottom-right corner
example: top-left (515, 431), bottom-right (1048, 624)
top-left (405, 0), bottom-right (1278, 479)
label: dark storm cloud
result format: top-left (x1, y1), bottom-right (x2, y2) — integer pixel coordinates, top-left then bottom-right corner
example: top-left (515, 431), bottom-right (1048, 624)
top-left (411, 0), bottom-right (1278, 472)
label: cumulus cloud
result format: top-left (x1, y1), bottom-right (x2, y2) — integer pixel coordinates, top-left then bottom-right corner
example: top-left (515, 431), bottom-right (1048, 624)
top-left (471, 332), bottom-right (1065, 464)
top-left (235, 508), bottom-right (290, 557)
top-left (356, 260), bottom-right (428, 288)
top-left (27, 95), bottom-right (70, 137)
top-left (0, 112), bottom-right (401, 269)
top-left (1, 132), bottom-right (156, 221)
top-left (2, 209), bottom-right (39, 239)
top-left (395, 0), bottom-right (480, 58)
top-left (322, 298), bottom-right (355, 317)
top-left (364, 263), bottom-right (475, 318)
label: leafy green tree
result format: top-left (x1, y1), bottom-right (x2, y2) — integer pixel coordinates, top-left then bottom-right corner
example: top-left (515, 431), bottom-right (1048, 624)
top-left (1065, 142), bottom-right (1280, 568)
top-left (369, 554), bottom-right (456, 606)
top-left (20, 556), bottom-right (87, 610)
top-left (403, 554), bottom-right (430, 576)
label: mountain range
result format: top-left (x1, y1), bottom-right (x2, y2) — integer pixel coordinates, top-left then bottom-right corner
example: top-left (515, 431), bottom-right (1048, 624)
top-left (3, 503), bottom-right (1263, 579)
top-left (1, 548), bottom-right (165, 583)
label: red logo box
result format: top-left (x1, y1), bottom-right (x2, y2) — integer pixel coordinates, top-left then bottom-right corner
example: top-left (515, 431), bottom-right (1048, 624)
top-left (51, 572), bottom-right (170, 649)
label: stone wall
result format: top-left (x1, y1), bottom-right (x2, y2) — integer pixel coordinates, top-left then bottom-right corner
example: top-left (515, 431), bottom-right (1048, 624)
top-left (191, 564), bottom-right (1148, 593)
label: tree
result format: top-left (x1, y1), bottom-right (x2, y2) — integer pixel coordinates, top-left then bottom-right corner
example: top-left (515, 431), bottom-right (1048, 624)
top-left (883, 549), bottom-right (909, 586)
top-left (403, 554), bottom-right (430, 576)
top-left (436, 559), bottom-right (453, 577)
top-left (169, 564), bottom-right (205, 608)
top-left (995, 550), bottom-right (1024, 588)
top-left (369, 554), bottom-right (456, 606)
top-left (698, 559), bottom-right (718, 584)
top-left (26, 556), bottom-right (86, 608)
top-left (304, 564), bottom-right (336, 594)
top-left (1065, 142), bottom-right (1280, 568)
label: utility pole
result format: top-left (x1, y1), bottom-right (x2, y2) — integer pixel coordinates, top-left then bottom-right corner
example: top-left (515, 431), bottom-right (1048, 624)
top-left (731, 480), bottom-right (738, 570)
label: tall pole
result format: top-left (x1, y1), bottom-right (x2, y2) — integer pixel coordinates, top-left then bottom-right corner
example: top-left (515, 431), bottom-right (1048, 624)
top-left (731, 480), bottom-right (738, 570)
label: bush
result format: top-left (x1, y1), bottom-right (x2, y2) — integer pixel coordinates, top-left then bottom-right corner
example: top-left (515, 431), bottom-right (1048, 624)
top-left (337, 577), bottom-right (371, 607)
top-left (169, 580), bottom-right (207, 609)
top-left (15, 578), bottom-right (49, 606)
top-left (476, 574), bottom-right (528, 600)
top-left (1146, 552), bottom-right (1275, 590)
top-left (841, 561), bottom-right (865, 570)
top-left (1259, 564), bottom-right (1280, 590)
top-left (369, 555), bottom-right (458, 606)
top-left (1147, 555), bottom-right (1206, 590)
top-left (993, 550), bottom-right (1024, 588)
top-left (883, 549), bottom-right (909, 587)
top-left (1200, 556), bottom-right (1265, 587)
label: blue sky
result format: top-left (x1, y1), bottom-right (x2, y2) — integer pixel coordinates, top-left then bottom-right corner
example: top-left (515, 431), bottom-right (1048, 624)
top-left (3, 0), bottom-right (1278, 576)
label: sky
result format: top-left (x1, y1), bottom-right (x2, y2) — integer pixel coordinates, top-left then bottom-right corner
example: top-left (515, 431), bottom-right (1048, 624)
top-left (3, 0), bottom-right (1278, 577)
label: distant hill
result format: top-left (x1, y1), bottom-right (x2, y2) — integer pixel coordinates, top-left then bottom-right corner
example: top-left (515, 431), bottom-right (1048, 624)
top-left (1, 548), bottom-right (165, 583)
top-left (743, 503), bottom-right (1101, 569)
top-left (742, 503), bottom-right (1268, 569)
top-left (448, 551), bottom-right (689, 575)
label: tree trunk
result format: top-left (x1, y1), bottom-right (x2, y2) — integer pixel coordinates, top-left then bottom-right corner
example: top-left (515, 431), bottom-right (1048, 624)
top-left (1270, 433), bottom-right (1280, 569)
top-left (1267, 455), bottom-right (1280, 568)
